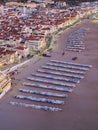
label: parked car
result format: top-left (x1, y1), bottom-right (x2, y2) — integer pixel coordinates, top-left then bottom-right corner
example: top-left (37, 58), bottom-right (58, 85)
top-left (9, 70), bottom-right (18, 76)
top-left (42, 53), bottom-right (51, 57)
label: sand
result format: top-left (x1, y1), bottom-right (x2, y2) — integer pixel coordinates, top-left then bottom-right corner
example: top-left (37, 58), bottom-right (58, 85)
top-left (0, 20), bottom-right (98, 130)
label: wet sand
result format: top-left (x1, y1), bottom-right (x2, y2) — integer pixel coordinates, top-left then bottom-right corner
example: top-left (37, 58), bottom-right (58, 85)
top-left (0, 20), bottom-right (98, 130)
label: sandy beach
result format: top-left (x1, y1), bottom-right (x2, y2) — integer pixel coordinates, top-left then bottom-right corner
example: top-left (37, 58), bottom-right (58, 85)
top-left (0, 20), bottom-right (98, 130)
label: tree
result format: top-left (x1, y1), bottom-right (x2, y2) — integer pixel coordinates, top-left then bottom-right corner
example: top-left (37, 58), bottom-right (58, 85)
top-left (52, 0), bottom-right (98, 5)
top-left (0, 0), bottom-right (5, 4)
top-left (17, 0), bottom-right (28, 3)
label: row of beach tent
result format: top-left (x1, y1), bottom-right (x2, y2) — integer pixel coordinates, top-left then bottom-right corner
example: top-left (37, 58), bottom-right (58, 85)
top-left (9, 59), bottom-right (92, 111)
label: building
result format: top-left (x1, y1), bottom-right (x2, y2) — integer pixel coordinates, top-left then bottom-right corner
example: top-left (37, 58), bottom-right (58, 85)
top-left (15, 46), bottom-right (29, 57)
top-left (0, 71), bottom-right (11, 99)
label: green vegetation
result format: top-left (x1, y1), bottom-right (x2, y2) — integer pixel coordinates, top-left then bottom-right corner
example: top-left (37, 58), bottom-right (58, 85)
top-left (17, 0), bottom-right (28, 3)
top-left (53, 0), bottom-right (98, 6)
top-left (45, 34), bottom-right (53, 49)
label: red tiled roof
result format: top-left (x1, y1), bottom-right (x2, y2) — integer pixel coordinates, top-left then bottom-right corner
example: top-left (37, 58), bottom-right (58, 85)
top-left (15, 46), bottom-right (27, 50)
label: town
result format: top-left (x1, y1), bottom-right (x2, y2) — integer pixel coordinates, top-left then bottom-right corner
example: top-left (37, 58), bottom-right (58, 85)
top-left (0, 0), bottom-right (98, 96)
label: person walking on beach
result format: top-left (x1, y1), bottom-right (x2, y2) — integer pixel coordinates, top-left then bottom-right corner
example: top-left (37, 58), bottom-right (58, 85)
top-left (62, 51), bottom-right (65, 56)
